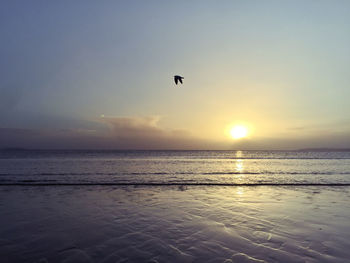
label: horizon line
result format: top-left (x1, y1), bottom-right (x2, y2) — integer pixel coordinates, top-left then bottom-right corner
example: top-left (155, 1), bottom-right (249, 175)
top-left (2, 147), bottom-right (350, 152)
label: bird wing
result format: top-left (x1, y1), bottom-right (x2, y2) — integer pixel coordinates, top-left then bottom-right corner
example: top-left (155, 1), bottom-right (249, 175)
top-left (179, 78), bottom-right (183, 84)
top-left (174, 77), bottom-right (178, 85)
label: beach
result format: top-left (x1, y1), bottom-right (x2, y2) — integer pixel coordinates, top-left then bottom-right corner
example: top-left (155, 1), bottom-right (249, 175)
top-left (3, 0), bottom-right (350, 261)
top-left (1, 185), bottom-right (350, 263)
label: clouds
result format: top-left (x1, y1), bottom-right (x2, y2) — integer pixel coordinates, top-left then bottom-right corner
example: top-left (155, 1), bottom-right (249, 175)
top-left (1, 115), bottom-right (350, 150)
top-left (0, 116), bottom-right (222, 150)
top-left (97, 116), bottom-right (209, 149)
top-left (101, 116), bottom-right (162, 137)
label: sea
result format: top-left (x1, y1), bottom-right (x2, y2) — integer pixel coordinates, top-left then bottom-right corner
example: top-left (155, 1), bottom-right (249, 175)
top-left (1, 150), bottom-right (350, 185)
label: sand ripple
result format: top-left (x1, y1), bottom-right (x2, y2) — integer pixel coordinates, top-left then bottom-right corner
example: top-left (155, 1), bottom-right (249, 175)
top-left (1, 186), bottom-right (350, 262)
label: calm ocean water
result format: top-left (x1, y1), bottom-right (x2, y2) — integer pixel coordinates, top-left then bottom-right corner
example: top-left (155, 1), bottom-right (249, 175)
top-left (1, 150), bottom-right (350, 185)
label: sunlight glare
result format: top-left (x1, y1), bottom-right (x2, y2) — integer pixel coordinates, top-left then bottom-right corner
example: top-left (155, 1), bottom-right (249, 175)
top-left (230, 125), bottom-right (248, 139)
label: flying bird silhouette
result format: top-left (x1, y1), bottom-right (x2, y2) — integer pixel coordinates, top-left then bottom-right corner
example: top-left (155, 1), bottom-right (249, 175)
top-left (174, 75), bottom-right (184, 85)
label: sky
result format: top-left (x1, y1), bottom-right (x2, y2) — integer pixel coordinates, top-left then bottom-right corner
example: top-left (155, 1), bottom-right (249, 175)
top-left (1, 0), bottom-right (350, 150)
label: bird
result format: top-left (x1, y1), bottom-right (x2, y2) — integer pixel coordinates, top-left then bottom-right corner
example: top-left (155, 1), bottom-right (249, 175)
top-left (174, 75), bottom-right (184, 85)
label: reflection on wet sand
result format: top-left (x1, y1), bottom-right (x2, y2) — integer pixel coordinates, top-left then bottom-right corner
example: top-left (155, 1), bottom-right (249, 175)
top-left (234, 151), bottom-right (245, 183)
top-left (1, 186), bottom-right (350, 262)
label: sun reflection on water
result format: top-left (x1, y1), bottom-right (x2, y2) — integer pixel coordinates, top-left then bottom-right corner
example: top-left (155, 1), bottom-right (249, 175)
top-left (235, 160), bottom-right (244, 173)
top-left (236, 186), bottom-right (244, 196)
top-left (234, 151), bottom-right (244, 182)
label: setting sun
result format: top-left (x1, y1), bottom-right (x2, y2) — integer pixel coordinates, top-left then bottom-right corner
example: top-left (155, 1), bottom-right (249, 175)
top-left (230, 125), bottom-right (248, 139)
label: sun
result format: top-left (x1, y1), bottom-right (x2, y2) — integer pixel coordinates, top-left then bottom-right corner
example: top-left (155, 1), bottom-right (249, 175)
top-left (230, 125), bottom-right (248, 139)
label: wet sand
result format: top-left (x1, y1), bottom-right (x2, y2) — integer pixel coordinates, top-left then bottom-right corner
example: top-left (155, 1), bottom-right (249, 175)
top-left (1, 186), bottom-right (350, 263)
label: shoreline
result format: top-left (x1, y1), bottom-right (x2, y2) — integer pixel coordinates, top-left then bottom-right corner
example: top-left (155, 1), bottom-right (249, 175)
top-left (1, 185), bottom-right (350, 262)
top-left (0, 182), bottom-right (350, 187)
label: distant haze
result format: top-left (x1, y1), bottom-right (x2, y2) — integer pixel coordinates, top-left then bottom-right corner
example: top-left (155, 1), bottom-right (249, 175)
top-left (1, 1), bottom-right (350, 150)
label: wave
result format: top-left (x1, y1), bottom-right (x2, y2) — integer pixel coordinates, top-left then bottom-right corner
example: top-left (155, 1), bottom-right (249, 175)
top-left (2, 157), bottom-right (350, 160)
top-left (1, 182), bottom-right (350, 186)
top-left (1, 171), bottom-right (350, 176)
